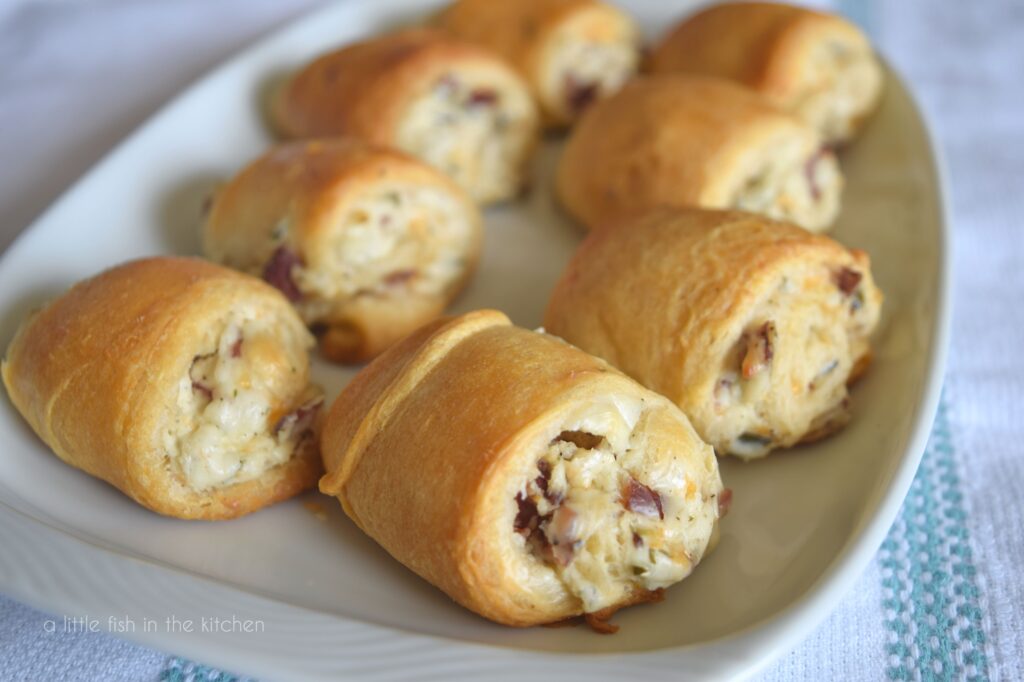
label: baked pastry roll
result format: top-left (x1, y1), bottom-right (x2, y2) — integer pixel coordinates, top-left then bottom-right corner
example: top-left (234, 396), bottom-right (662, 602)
top-left (2, 257), bottom-right (323, 519)
top-left (320, 310), bottom-right (726, 628)
top-left (272, 28), bottom-right (540, 205)
top-left (202, 139), bottom-right (482, 364)
top-left (544, 208), bottom-right (883, 459)
top-left (436, 0), bottom-right (641, 127)
top-left (556, 75), bottom-right (842, 233)
top-left (648, 2), bottom-right (883, 144)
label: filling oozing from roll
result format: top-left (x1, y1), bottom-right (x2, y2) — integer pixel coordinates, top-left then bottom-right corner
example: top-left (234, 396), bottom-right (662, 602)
top-left (710, 263), bottom-right (876, 458)
top-left (789, 38), bottom-right (882, 143)
top-left (512, 398), bottom-right (722, 614)
top-left (258, 182), bottom-right (476, 326)
top-left (395, 71), bottom-right (536, 203)
top-left (730, 138), bottom-right (842, 233)
top-left (539, 19), bottom-right (639, 122)
top-left (166, 308), bottom-right (321, 491)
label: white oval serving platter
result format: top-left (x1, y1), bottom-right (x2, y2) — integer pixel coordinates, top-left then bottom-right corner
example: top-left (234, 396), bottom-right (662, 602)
top-left (0, 0), bottom-right (950, 679)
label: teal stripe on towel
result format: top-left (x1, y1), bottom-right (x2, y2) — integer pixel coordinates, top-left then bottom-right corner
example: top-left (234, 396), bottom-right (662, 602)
top-left (160, 657), bottom-right (251, 682)
top-left (879, 398), bottom-right (990, 681)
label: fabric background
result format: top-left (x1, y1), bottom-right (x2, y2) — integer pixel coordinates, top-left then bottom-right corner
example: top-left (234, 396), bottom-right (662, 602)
top-left (0, 0), bottom-right (1021, 679)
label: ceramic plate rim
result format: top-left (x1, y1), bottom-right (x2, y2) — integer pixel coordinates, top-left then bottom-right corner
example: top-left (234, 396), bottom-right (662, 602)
top-left (0, 0), bottom-right (951, 678)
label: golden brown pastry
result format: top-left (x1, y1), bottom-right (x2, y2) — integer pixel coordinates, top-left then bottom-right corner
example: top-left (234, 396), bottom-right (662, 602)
top-left (2, 257), bottom-right (323, 519)
top-left (436, 0), bottom-right (640, 127)
top-left (557, 75), bottom-right (842, 233)
top-left (320, 310), bottom-right (725, 628)
top-left (272, 28), bottom-right (540, 205)
top-left (202, 138), bottom-right (482, 364)
top-left (544, 208), bottom-right (883, 459)
top-left (648, 2), bottom-right (883, 144)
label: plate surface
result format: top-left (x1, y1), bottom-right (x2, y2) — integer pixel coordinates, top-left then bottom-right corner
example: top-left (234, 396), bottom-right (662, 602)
top-left (0, 0), bottom-right (949, 679)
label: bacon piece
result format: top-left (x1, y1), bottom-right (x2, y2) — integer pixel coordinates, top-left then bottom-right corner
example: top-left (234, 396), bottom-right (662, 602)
top-left (546, 506), bottom-right (578, 566)
top-left (584, 612), bottom-right (619, 635)
top-left (534, 459), bottom-right (564, 505)
top-left (535, 459), bottom-right (551, 493)
top-left (191, 381), bottom-right (213, 401)
top-left (741, 321), bottom-right (776, 379)
top-left (718, 488), bottom-right (733, 518)
top-left (835, 267), bottom-right (863, 295)
top-left (262, 246), bottom-right (303, 302)
top-left (514, 493), bottom-right (540, 536)
top-left (804, 147), bottom-right (830, 201)
top-left (565, 76), bottom-right (599, 114)
top-left (540, 618), bottom-right (579, 629)
top-left (623, 478), bottom-right (664, 520)
top-left (229, 336), bottom-right (243, 358)
top-left (383, 269), bottom-right (417, 287)
top-left (273, 397), bottom-right (323, 437)
top-left (467, 88), bottom-right (498, 107)
top-left (189, 353), bottom-right (215, 400)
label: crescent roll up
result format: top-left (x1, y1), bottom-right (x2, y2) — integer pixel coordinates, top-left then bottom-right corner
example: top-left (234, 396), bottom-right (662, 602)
top-left (556, 75), bottom-right (842, 233)
top-left (2, 257), bottom-right (323, 519)
top-left (319, 310), bottom-right (726, 628)
top-left (436, 0), bottom-right (641, 127)
top-left (272, 28), bottom-right (540, 205)
top-left (544, 209), bottom-right (883, 459)
top-left (203, 139), bottom-right (483, 363)
top-left (648, 2), bottom-right (883, 144)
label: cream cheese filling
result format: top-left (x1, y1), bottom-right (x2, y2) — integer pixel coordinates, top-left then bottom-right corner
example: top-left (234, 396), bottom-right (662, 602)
top-left (280, 183), bottom-right (474, 324)
top-left (395, 71), bottom-right (536, 203)
top-left (513, 399), bottom-right (718, 613)
top-left (731, 139), bottom-right (842, 233)
top-left (165, 308), bottom-right (320, 491)
top-left (710, 264), bottom-right (873, 457)
top-left (542, 35), bottom-right (638, 121)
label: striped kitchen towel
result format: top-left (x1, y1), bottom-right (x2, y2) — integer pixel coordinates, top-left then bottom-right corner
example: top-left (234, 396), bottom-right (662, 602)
top-left (0, 0), bottom-right (1020, 680)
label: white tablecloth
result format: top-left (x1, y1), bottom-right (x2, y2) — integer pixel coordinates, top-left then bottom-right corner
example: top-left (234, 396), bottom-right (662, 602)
top-left (1, 1), bottom-right (1021, 680)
